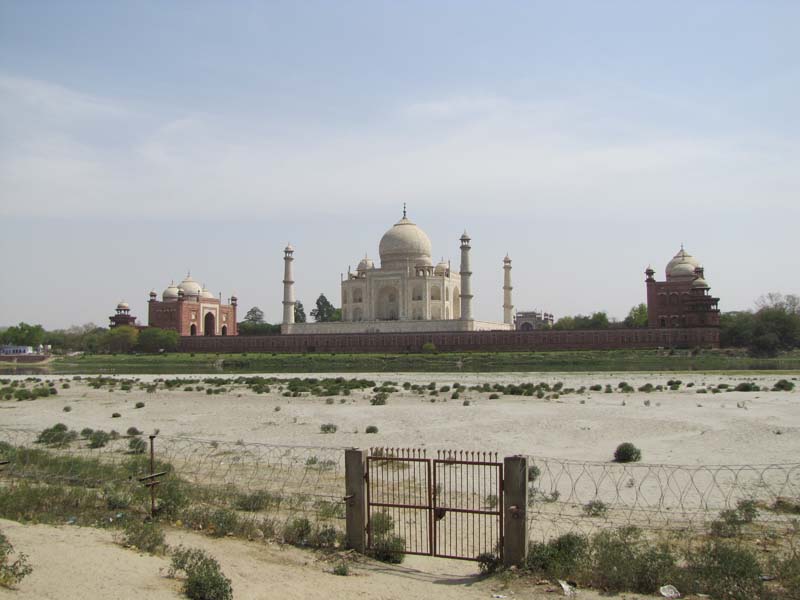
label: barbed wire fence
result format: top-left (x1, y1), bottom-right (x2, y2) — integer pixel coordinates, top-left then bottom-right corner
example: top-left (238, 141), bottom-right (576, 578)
top-left (0, 428), bottom-right (346, 545)
top-left (526, 455), bottom-right (800, 552)
top-left (0, 427), bottom-right (798, 553)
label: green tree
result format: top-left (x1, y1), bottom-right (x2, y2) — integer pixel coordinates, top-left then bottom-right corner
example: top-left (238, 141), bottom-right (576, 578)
top-left (103, 326), bottom-right (139, 353)
top-left (137, 327), bottom-right (179, 352)
top-left (238, 322), bottom-right (281, 335)
top-left (294, 301), bottom-right (307, 323)
top-left (624, 303), bottom-right (649, 328)
top-left (310, 294), bottom-right (339, 322)
top-left (1, 322), bottom-right (46, 346)
top-left (553, 316), bottom-right (576, 330)
top-left (243, 306), bottom-right (265, 324)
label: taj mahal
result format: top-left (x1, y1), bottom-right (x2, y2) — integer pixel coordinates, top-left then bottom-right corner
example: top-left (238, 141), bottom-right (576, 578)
top-left (280, 207), bottom-right (515, 334)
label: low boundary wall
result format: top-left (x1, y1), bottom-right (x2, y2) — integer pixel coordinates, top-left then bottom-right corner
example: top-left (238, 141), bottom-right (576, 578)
top-left (178, 327), bottom-right (719, 354)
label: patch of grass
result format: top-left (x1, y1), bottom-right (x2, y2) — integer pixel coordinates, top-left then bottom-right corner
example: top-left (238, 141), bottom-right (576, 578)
top-left (680, 541), bottom-right (763, 600)
top-left (332, 562), bottom-right (349, 576)
top-left (526, 532), bottom-right (590, 580)
top-left (88, 430), bottom-right (111, 448)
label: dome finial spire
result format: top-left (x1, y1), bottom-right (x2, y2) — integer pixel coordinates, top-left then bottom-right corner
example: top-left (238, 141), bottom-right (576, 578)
top-left (402, 202), bottom-right (407, 219)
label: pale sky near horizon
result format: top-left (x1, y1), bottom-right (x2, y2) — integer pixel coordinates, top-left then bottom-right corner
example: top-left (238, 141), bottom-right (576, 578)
top-left (1, 1), bottom-right (798, 330)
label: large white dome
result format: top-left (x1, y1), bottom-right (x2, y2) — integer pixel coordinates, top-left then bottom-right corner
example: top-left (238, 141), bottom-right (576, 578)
top-left (666, 247), bottom-right (700, 280)
top-left (379, 215), bottom-right (432, 270)
top-left (178, 274), bottom-right (202, 297)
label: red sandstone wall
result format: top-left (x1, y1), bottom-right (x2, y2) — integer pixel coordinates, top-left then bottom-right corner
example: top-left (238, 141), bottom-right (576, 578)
top-left (178, 327), bottom-right (719, 354)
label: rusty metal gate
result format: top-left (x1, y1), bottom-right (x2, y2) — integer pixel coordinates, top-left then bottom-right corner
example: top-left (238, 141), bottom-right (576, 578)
top-left (366, 448), bottom-right (503, 561)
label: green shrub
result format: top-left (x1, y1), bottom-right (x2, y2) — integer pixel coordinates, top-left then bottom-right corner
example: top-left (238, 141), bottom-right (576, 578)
top-left (734, 382), bottom-right (759, 392)
top-left (526, 533), bottom-right (589, 579)
top-left (528, 465), bottom-right (541, 482)
top-left (105, 487), bottom-right (132, 510)
top-left (613, 442), bottom-right (641, 463)
top-left (126, 427), bottom-right (142, 436)
top-left (169, 546), bottom-right (232, 600)
top-left (370, 392), bottom-right (388, 405)
top-left (88, 430), bottom-right (111, 449)
top-left (370, 511), bottom-right (394, 536)
top-left (583, 499), bottom-right (608, 518)
top-left (681, 541), bottom-right (762, 600)
top-left (111, 412), bottom-right (121, 418)
top-left (0, 529), bottom-right (32, 588)
top-left (121, 519), bottom-right (166, 554)
top-left (332, 561), bottom-right (349, 576)
top-left (588, 527), bottom-right (676, 594)
top-left (589, 384), bottom-right (602, 391)
top-left (234, 490), bottom-right (277, 512)
top-left (477, 552), bottom-right (501, 574)
top-left (127, 437), bottom-right (146, 454)
top-left (369, 533), bottom-right (405, 563)
top-left (155, 478), bottom-right (189, 518)
top-left (62, 405), bottom-right (72, 412)
top-left (773, 379), bottom-right (795, 391)
top-left (80, 427), bottom-right (94, 438)
top-left (135, 401), bottom-right (145, 409)
top-left (209, 509), bottom-right (239, 537)
top-left (421, 342), bottom-right (436, 353)
top-left (283, 517), bottom-right (313, 546)
top-left (35, 423), bottom-right (77, 447)
top-left (311, 524), bottom-right (339, 548)
top-left (462, 399), bottom-right (470, 406)
top-left (320, 423), bottom-right (337, 434)
top-left (365, 425), bottom-right (379, 434)
top-left (488, 393), bottom-right (500, 399)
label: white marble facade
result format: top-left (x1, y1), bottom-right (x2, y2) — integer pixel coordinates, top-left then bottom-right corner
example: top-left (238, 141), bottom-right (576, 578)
top-left (281, 209), bottom-right (512, 334)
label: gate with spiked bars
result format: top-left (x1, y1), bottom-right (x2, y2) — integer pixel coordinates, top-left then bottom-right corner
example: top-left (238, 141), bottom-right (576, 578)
top-left (364, 447), bottom-right (504, 561)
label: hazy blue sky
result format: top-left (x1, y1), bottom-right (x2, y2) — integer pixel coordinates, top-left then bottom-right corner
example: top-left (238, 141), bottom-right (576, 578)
top-left (1, 1), bottom-right (798, 329)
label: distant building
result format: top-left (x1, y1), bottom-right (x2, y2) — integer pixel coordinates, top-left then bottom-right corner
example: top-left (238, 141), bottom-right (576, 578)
top-left (645, 247), bottom-right (720, 328)
top-left (0, 345), bottom-right (35, 355)
top-left (148, 273), bottom-right (238, 336)
top-left (109, 301), bottom-right (138, 328)
top-left (514, 310), bottom-right (554, 331)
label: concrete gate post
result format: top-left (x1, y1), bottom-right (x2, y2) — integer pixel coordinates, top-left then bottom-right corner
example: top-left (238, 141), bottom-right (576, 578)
top-left (503, 455), bottom-right (529, 567)
top-left (344, 448), bottom-right (368, 552)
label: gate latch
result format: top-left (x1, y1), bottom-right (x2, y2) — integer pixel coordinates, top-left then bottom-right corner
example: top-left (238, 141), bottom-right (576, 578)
top-left (508, 505), bottom-right (525, 519)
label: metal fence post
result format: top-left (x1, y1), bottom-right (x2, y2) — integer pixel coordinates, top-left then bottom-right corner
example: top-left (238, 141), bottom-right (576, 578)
top-left (345, 448), bottom-right (368, 553)
top-left (503, 455), bottom-right (528, 567)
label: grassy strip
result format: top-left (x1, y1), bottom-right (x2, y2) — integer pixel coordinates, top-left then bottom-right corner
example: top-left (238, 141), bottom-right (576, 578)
top-left (31, 348), bottom-right (800, 374)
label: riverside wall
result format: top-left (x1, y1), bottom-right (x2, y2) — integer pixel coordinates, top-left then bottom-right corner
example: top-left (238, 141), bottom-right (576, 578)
top-left (178, 327), bottom-right (719, 354)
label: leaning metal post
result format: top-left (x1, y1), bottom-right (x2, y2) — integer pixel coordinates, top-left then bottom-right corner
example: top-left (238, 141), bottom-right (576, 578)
top-left (503, 455), bottom-right (529, 567)
top-left (344, 448), bottom-right (368, 553)
top-left (149, 434), bottom-right (156, 518)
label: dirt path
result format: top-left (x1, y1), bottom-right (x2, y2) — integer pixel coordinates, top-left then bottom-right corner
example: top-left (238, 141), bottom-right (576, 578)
top-left (0, 519), bottom-right (665, 600)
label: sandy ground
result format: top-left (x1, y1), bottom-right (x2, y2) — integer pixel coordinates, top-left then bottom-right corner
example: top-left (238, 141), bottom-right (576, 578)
top-left (2, 371), bottom-right (799, 464)
top-left (0, 518), bottom-right (659, 600)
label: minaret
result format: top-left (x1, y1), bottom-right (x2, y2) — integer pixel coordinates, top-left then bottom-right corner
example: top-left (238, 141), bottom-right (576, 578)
top-left (282, 244), bottom-right (295, 325)
top-left (459, 231), bottom-right (473, 320)
top-left (503, 254), bottom-right (513, 325)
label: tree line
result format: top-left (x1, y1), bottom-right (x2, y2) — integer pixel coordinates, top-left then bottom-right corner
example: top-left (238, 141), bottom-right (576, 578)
top-left (238, 294), bottom-right (341, 334)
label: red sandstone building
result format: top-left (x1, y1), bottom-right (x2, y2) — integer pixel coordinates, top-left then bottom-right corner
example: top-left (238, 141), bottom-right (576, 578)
top-left (645, 247), bottom-right (720, 329)
top-left (148, 274), bottom-right (238, 336)
top-left (109, 302), bottom-right (139, 328)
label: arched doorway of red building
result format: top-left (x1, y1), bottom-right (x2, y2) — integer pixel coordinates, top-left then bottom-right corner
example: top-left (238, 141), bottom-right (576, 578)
top-left (190, 324), bottom-right (197, 336)
top-left (204, 313), bottom-right (215, 336)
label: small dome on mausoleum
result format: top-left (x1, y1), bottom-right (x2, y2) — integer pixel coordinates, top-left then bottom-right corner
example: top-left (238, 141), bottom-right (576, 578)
top-left (357, 256), bottom-right (375, 271)
top-left (162, 282), bottom-right (180, 301)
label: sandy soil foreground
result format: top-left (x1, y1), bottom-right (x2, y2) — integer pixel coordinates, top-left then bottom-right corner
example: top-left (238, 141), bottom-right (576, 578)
top-left (2, 371), bottom-right (798, 464)
top-left (0, 518), bottom-right (660, 600)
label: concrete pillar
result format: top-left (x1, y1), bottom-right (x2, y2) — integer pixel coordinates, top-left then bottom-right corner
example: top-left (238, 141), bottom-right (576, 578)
top-left (282, 244), bottom-right (295, 325)
top-left (459, 231), bottom-right (473, 321)
top-left (503, 255), bottom-right (513, 326)
top-left (503, 455), bottom-right (528, 567)
top-left (345, 448), bottom-right (368, 553)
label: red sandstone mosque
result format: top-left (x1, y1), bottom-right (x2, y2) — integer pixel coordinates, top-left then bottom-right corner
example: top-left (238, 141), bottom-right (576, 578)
top-left (147, 273), bottom-right (238, 336)
top-left (645, 247), bottom-right (720, 329)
